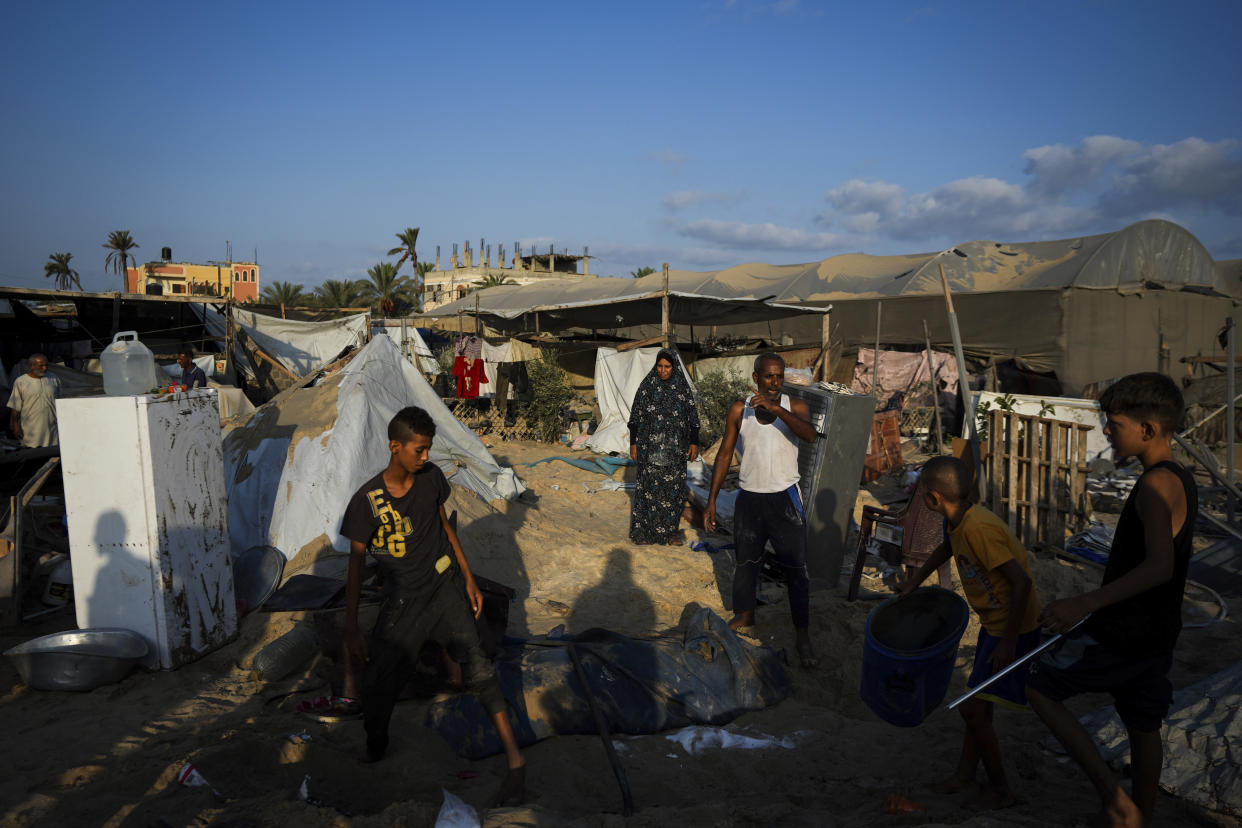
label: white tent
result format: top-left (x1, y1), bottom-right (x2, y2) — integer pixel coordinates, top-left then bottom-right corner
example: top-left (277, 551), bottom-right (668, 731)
top-left (222, 335), bottom-right (524, 564)
top-left (196, 306), bottom-right (370, 382)
top-left (586, 346), bottom-right (697, 456)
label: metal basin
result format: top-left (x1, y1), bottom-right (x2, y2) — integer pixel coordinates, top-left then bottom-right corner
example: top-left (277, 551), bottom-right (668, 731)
top-left (4, 628), bottom-right (149, 691)
top-left (232, 545), bottom-right (286, 612)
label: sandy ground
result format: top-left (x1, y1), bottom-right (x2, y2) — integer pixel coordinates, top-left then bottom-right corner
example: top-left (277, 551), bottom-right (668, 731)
top-left (1, 439), bottom-right (1238, 828)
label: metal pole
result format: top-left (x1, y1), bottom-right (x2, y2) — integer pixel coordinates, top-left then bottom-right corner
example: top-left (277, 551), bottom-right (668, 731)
top-left (872, 301), bottom-right (882, 399)
top-left (1229, 317), bottom-right (1236, 523)
top-left (947, 614), bottom-right (1091, 710)
top-left (924, 319), bottom-right (944, 452)
top-left (939, 263), bottom-right (984, 501)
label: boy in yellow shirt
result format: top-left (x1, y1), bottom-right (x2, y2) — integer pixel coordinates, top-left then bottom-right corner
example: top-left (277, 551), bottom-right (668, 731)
top-left (898, 455), bottom-right (1041, 809)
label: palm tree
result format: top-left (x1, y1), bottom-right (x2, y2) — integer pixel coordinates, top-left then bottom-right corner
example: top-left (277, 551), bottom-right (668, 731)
top-left (361, 262), bottom-right (415, 316)
top-left (387, 227), bottom-right (422, 312)
top-left (471, 272), bottom-right (516, 292)
top-left (103, 230), bottom-right (140, 292)
top-left (260, 280), bottom-right (306, 307)
top-left (43, 252), bottom-right (82, 291)
top-left (315, 278), bottom-right (363, 309)
top-left (631, 266), bottom-right (656, 278)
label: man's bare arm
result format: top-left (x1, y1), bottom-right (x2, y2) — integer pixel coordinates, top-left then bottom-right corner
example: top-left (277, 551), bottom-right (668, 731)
top-left (704, 401), bottom-right (744, 532)
top-left (1040, 469), bottom-right (1183, 631)
top-left (751, 394), bottom-right (818, 442)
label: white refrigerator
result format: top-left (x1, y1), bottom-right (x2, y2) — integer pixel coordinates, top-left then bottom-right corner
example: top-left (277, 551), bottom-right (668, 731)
top-left (57, 390), bottom-right (237, 669)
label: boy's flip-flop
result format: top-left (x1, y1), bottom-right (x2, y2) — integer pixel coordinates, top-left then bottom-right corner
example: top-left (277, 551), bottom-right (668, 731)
top-left (297, 696), bottom-right (362, 722)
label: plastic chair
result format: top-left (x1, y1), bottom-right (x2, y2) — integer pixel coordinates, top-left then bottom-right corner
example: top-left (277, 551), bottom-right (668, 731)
top-left (847, 473), bottom-right (952, 601)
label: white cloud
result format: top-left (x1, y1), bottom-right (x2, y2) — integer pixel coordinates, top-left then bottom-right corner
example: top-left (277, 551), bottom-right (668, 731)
top-left (772, 0), bottom-right (799, 13)
top-left (1100, 137), bottom-right (1242, 217)
top-left (826, 179), bottom-right (906, 217)
top-left (678, 219), bottom-right (843, 250)
top-left (1023, 135), bottom-right (1142, 198)
top-left (661, 189), bottom-right (746, 211)
top-left (819, 135), bottom-right (1241, 245)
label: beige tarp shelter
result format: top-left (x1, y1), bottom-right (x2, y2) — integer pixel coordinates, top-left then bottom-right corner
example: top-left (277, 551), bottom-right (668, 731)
top-left (420, 220), bottom-right (1234, 395)
top-left (413, 275), bottom-right (828, 330)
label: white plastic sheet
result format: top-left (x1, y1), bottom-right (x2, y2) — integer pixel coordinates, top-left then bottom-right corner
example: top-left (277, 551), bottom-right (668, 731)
top-left (223, 335), bottom-right (524, 565)
top-left (585, 347), bottom-right (696, 456)
top-left (195, 305), bottom-right (368, 381)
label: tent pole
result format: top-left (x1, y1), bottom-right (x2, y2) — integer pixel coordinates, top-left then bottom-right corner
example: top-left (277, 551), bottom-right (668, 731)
top-left (1229, 316), bottom-right (1236, 523)
top-left (474, 294), bottom-right (481, 338)
top-left (872, 301), bottom-right (882, 398)
top-left (939, 263), bottom-right (984, 500)
top-left (661, 263), bottom-right (670, 348)
top-left (924, 319), bottom-right (944, 453)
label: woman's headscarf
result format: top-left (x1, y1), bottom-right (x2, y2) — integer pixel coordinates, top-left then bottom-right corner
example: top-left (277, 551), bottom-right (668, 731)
top-left (627, 349), bottom-right (701, 463)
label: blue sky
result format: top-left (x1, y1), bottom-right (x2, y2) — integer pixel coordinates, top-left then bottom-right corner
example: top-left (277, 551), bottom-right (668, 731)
top-left (2, 0), bottom-right (1239, 293)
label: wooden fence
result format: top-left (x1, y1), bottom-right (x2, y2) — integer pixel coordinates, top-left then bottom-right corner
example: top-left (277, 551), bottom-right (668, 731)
top-left (988, 409), bottom-right (1092, 548)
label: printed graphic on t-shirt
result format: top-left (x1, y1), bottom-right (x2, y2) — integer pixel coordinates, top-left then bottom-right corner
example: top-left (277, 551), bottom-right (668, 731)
top-left (366, 488), bottom-right (414, 557)
top-left (956, 555), bottom-right (1002, 608)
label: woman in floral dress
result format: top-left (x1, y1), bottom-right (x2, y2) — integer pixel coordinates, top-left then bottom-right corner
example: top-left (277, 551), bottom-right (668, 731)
top-left (627, 349), bottom-right (700, 545)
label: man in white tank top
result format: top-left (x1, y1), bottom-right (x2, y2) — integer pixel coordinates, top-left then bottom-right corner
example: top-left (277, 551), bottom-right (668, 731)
top-left (704, 353), bottom-right (820, 667)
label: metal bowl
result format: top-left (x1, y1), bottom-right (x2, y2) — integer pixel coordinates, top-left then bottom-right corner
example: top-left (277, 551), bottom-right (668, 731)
top-left (232, 545), bottom-right (286, 612)
top-left (4, 628), bottom-right (149, 691)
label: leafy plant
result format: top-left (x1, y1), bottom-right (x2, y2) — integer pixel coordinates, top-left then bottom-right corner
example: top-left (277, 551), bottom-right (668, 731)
top-left (360, 261), bottom-right (416, 315)
top-left (315, 279), bottom-right (362, 308)
top-left (631, 266), bottom-right (656, 279)
top-left (471, 272), bottom-right (516, 292)
top-left (435, 344), bottom-right (456, 375)
top-left (695, 369), bottom-right (751, 448)
top-left (103, 230), bottom-right (139, 292)
top-left (387, 227), bottom-right (422, 311)
top-left (43, 252), bottom-right (81, 291)
top-left (522, 350), bottom-right (574, 443)
top-left (977, 393), bottom-right (1019, 443)
top-left (261, 280), bottom-right (306, 306)
top-left (1037, 399), bottom-right (1057, 418)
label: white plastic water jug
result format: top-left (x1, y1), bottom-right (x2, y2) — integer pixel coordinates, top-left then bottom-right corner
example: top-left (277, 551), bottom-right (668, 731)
top-left (101, 331), bottom-right (156, 395)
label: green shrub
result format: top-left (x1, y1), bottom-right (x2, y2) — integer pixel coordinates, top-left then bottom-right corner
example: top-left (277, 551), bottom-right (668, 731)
top-left (695, 369), bottom-right (751, 448)
top-left (522, 350), bottom-right (574, 443)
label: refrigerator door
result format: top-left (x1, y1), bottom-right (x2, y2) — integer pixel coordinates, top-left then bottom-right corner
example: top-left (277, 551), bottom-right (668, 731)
top-left (60, 395), bottom-right (162, 656)
top-left (140, 391), bottom-right (237, 667)
top-left (783, 385), bottom-right (876, 588)
top-left (58, 391), bottom-right (236, 669)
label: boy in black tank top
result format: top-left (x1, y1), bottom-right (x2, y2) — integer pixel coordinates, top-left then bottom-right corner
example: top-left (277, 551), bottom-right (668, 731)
top-left (1027, 373), bottom-right (1196, 828)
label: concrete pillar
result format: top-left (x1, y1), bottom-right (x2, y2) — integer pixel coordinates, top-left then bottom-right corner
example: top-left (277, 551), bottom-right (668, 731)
top-left (548, 244), bottom-right (555, 273)
top-left (583, 245), bottom-right (589, 275)
top-left (436, 245), bottom-right (441, 271)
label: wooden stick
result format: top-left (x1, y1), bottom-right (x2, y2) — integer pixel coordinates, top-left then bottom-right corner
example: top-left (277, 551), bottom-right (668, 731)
top-left (568, 643), bottom-right (635, 816)
top-left (939, 263), bottom-right (984, 500)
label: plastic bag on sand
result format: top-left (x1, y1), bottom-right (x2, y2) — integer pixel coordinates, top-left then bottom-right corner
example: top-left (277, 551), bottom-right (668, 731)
top-left (435, 788), bottom-right (480, 828)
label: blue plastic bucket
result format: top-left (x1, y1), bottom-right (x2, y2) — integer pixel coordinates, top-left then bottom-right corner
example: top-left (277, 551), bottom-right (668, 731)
top-left (860, 586), bottom-right (970, 727)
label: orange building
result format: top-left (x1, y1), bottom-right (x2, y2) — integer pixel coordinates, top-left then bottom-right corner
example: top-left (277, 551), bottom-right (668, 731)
top-left (126, 255), bottom-right (259, 302)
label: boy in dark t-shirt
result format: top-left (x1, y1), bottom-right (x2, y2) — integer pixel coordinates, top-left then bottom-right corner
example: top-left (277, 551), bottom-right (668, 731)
top-left (1027, 373), bottom-right (1196, 828)
top-left (341, 406), bottom-right (525, 805)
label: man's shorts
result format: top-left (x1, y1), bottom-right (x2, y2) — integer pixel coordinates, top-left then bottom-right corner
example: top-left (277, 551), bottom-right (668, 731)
top-left (967, 627), bottom-right (1042, 710)
top-left (1026, 633), bottom-right (1173, 733)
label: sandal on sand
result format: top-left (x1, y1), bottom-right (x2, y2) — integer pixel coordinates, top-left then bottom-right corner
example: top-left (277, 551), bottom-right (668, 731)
top-left (297, 695), bottom-right (362, 722)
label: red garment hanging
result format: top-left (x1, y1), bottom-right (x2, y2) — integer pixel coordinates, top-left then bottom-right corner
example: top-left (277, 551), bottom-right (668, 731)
top-left (461, 358), bottom-right (487, 399)
top-left (452, 356), bottom-right (468, 398)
